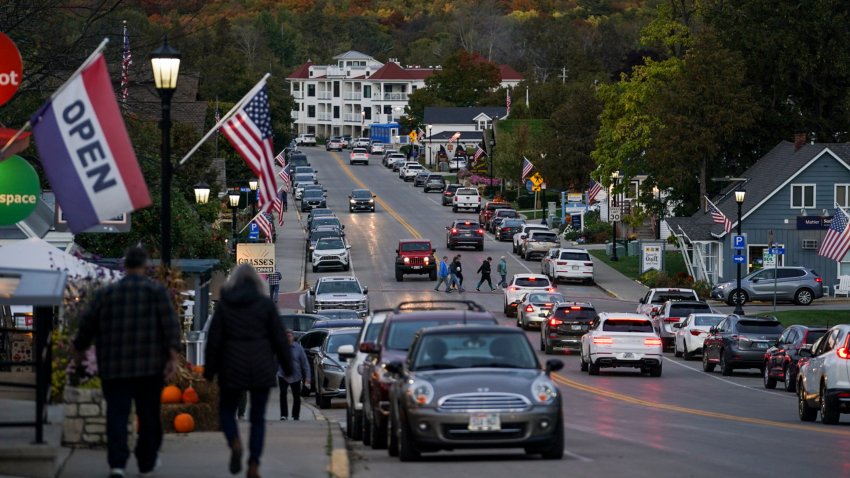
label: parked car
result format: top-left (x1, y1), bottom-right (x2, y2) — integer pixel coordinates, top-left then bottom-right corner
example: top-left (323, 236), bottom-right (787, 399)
top-left (295, 133), bottom-right (317, 146)
top-left (304, 276), bottom-right (369, 317)
top-left (361, 301), bottom-right (497, 450)
top-left (289, 152), bottom-right (309, 168)
top-left (541, 248), bottom-right (594, 284)
top-left (422, 174), bottom-right (446, 193)
top-left (400, 163), bottom-right (425, 181)
top-left (673, 313), bottom-right (725, 360)
top-left (349, 188), bottom-right (376, 213)
top-left (520, 230), bottom-right (560, 261)
top-left (447, 157), bottom-right (467, 172)
top-left (311, 236), bottom-right (351, 272)
top-left (339, 310), bottom-right (390, 440)
top-left (279, 313), bottom-right (326, 339)
top-left (452, 187), bottom-right (481, 213)
top-left (326, 137), bottom-right (344, 151)
top-left (310, 327), bottom-right (360, 408)
top-left (445, 219), bottom-right (484, 250)
top-left (479, 201), bottom-right (512, 229)
top-left (580, 313), bottom-right (663, 376)
top-left (496, 218), bottom-right (525, 241)
top-left (395, 239), bottom-right (437, 281)
top-left (309, 216), bottom-right (344, 234)
top-left (412, 169), bottom-right (431, 187)
top-left (513, 224), bottom-right (549, 254)
top-left (381, 149), bottom-right (398, 164)
top-left (503, 274), bottom-right (556, 317)
top-left (763, 324), bottom-right (828, 392)
top-left (300, 188), bottom-right (327, 212)
top-left (702, 315), bottom-right (784, 376)
top-left (796, 324), bottom-right (850, 424)
top-left (386, 325), bottom-right (564, 461)
top-left (350, 148), bottom-right (370, 165)
top-left (540, 302), bottom-right (598, 354)
top-left (339, 135), bottom-right (351, 149)
top-left (710, 267), bottom-right (825, 306)
top-left (489, 209), bottom-right (520, 234)
top-left (352, 137), bottom-right (371, 149)
top-left (515, 291), bottom-right (565, 330)
top-left (391, 157), bottom-right (408, 172)
top-left (636, 288), bottom-right (700, 316)
top-left (369, 141), bottom-right (386, 155)
top-left (652, 300), bottom-right (714, 351)
top-left (306, 226), bottom-right (343, 261)
top-left (385, 153), bottom-right (406, 169)
top-left (441, 184), bottom-right (462, 206)
top-left (305, 208), bottom-right (335, 229)
top-left (294, 166), bottom-right (317, 182)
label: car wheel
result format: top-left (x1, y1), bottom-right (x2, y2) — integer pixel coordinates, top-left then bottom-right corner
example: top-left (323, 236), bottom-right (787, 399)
top-left (539, 335), bottom-right (545, 352)
top-left (588, 359), bottom-right (600, 376)
top-left (352, 409), bottom-right (363, 441)
top-left (798, 384), bottom-right (818, 422)
top-left (763, 364), bottom-right (777, 389)
top-left (702, 352), bottom-right (716, 373)
top-left (397, 412), bottom-right (420, 462)
top-left (452, 206), bottom-right (458, 212)
top-left (728, 289), bottom-right (747, 306)
top-left (649, 364), bottom-right (662, 377)
top-left (503, 302), bottom-right (510, 315)
top-left (580, 356), bottom-right (588, 372)
top-left (794, 288), bottom-right (814, 305)
top-left (346, 405), bottom-right (354, 438)
top-left (820, 382), bottom-right (840, 424)
top-left (784, 366), bottom-right (797, 392)
top-left (343, 263), bottom-right (350, 271)
top-left (395, 270), bottom-right (403, 282)
top-left (370, 412), bottom-right (387, 449)
top-left (540, 412), bottom-right (564, 460)
top-left (720, 350), bottom-right (734, 376)
top-left (477, 244), bottom-right (483, 251)
top-left (683, 342), bottom-right (694, 361)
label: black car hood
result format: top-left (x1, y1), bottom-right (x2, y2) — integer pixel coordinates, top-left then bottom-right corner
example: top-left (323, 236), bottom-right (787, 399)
top-left (413, 368), bottom-right (542, 395)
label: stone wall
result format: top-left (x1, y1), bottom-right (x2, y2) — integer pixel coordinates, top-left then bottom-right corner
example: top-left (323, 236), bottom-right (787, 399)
top-left (62, 387), bottom-right (134, 448)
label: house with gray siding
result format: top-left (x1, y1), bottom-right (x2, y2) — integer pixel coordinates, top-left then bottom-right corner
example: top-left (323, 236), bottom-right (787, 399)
top-left (667, 141), bottom-right (850, 290)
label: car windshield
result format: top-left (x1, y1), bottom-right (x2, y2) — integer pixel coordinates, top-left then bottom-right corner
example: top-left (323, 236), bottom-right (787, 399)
top-left (319, 310), bottom-right (360, 320)
top-left (385, 318), bottom-right (493, 350)
top-left (527, 293), bottom-right (564, 303)
top-left (560, 252), bottom-right (591, 261)
top-left (408, 165), bottom-right (423, 170)
top-left (316, 281), bottom-right (361, 295)
top-left (410, 333), bottom-right (537, 371)
top-left (551, 306), bottom-right (597, 322)
top-left (310, 210), bottom-right (333, 218)
top-left (295, 174), bottom-right (313, 182)
top-left (303, 190), bottom-right (323, 198)
top-left (353, 148), bottom-right (367, 154)
top-left (316, 238), bottom-right (345, 250)
top-left (310, 230), bottom-right (339, 242)
top-left (669, 304), bottom-right (712, 316)
top-left (602, 319), bottom-right (654, 333)
top-left (400, 242), bottom-right (431, 252)
top-left (455, 222), bottom-right (480, 230)
top-left (352, 190), bottom-right (372, 198)
top-left (446, 185), bottom-right (460, 192)
top-left (503, 219), bottom-right (524, 227)
top-left (692, 315), bottom-right (724, 327)
top-left (295, 167), bottom-right (313, 174)
top-left (427, 176), bottom-right (444, 181)
top-left (364, 321), bottom-right (385, 343)
top-left (805, 330), bottom-right (827, 344)
top-left (313, 218), bottom-right (341, 228)
top-left (514, 277), bottom-right (551, 288)
top-left (497, 210), bottom-right (518, 217)
top-left (737, 320), bottom-right (784, 334)
top-left (651, 291), bottom-right (698, 303)
top-left (531, 233), bottom-right (558, 242)
top-left (457, 188), bottom-right (478, 195)
top-left (326, 332), bottom-right (359, 353)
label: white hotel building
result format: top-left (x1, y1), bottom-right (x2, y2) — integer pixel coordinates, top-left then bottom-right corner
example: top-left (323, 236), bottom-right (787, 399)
top-left (286, 50), bottom-right (523, 139)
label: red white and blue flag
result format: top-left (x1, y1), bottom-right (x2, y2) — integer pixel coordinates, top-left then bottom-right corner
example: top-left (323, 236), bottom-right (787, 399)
top-left (256, 212), bottom-right (274, 243)
top-left (275, 150), bottom-right (286, 168)
top-left (587, 179), bottom-right (603, 204)
top-left (521, 156), bottom-right (534, 182)
top-left (278, 163), bottom-right (291, 192)
top-left (220, 81), bottom-right (277, 213)
top-left (448, 132), bottom-right (461, 144)
top-left (705, 196), bottom-right (732, 234)
top-left (472, 144), bottom-right (487, 164)
top-left (819, 205), bottom-right (850, 261)
top-left (30, 54), bottom-right (150, 234)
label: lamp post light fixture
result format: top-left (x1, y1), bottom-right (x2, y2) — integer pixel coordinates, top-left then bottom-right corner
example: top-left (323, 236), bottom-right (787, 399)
top-left (248, 179), bottom-right (258, 217)
top-left (150, 37), bottom-right (181, 268)
top-left (610, 171), bottom-right (620, 261)
top-left (652, 185), bottom-right (661, 240)
top-left (426, 124), bottom-right (432, 167)
top-left (228, 190), bottom-right (241, 246)
top-left (193, 182), bottom-right (210, 205)
top-left (733, 189), bottom-right (747, 315)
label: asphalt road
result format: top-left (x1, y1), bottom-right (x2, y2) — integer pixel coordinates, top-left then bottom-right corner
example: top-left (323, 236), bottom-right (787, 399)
top-left (291, 148), bottom-right (850, 477)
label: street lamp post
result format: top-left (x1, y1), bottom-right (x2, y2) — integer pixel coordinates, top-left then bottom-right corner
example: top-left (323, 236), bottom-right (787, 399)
top-left (733, 190), bottom-right (747, 315)
top-left (248, 179), bottom-right (258, 217)
top-left (541, 183), bottom-right (548, 226)
top-left (488, 137), bottom-right (496, 199)
top-left (652, 185), bottom-right (661, 240)
top-left (193, 182), bottom-right (210, 205)
top-left (228, 191), bottom-right (241, 246)
top-left (426, 124), bottom-right (432, 167)
top-left (150, 38), bottom-right (181, 268)
top-left (610, 171), bottom-right (620, 261)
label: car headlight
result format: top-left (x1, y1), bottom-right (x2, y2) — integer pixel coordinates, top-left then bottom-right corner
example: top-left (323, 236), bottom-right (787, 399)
top-left (406, 378), bottom-right (434, 406)
top-left (368, 199), bottom-right (374, 203)
top-left (350, 199), bottom-right (356, 204)
top-left (403, 257), bottom-right (410, 264)
top-left (531, 377), bottom-right (558, 404)
top-left (716, 283), bottom-right (730, 290)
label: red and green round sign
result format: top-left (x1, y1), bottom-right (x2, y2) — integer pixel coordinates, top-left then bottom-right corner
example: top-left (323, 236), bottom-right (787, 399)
top-left (0, 155), bottom-right (41, 225)
top-left (0, 32), bottom-right (23, 107)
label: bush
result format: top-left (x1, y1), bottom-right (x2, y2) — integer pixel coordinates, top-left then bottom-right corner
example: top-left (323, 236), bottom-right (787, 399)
top-left (693, 280), bottom-right (712, 300)
top-left (639, 269), bottom-right (697, 289)
top-left (502, 190), bottom-right (518, 202)
top-left (517, 195), bottom-right (534, 209)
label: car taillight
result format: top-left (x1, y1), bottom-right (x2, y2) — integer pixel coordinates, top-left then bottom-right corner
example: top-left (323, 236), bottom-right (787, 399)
top-left (502, 227), bottom-right (509, 232)
top-left (477, 196), bottom-right (482, 202)
top-left (543, 303), bottom-right (553, 308)
top-left (570, 306), bottom-right (581, 310)
top-left (508, 286), bottom-right (518, 292)
top-left (549, 318), bottom-right (563, 326)
top-left (584, 262), bottom-right (594, 266)
top-left (690, 330), bottom-right (703, 336)
top-left (815, 277), bottom-right (823, 283)
top-left (556, 261), bottom-right (567, 265)
top-left (547, 287), bottom-right (556, 292)
top-left (444, 191), bottom-right (451, 195)
top-left (478, 229), bottom-right (484, 234)
top-left (525, 305), bottom-right (534, 312)
top-left (644, 338), bottom-right (663, 346)
top-left (838, 336), bottom-right (850, 359)
top-left (593, 336), bottom-right (614, 345)
top-left (664, 317), bottom-right (681, 323)
top-left (451, 228), bottom-right (458, 234)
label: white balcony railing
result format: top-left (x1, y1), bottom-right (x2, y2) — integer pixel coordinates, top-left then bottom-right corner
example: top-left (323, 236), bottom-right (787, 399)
top-left (318, 92), bottom-right (332, 100)
top-left (290, 91), bottom-right (303, 99)
top-left (291, 111), bottom-right (299, 120)
top-left (343, 114), bottom-right (364, 123)
top-left (372, 92), bottom-right (408, 101)
top-left (317, 113), bottom-right (332, 121)
top-left (343, 92), bottom-right (362, 100)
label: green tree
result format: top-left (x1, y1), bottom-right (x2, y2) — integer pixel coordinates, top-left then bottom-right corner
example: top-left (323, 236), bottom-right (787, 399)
top-left (424, 51), bottom-right (501, 106)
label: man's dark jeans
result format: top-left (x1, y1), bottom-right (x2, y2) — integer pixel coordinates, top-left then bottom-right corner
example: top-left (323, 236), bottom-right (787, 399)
top-left (269, 284), bottom-right (279, 302)
top-left (220, 387), bottom-right (270, 465)
top-left (101, 375), bottom-right (164, 472)
top-left (277, 377), bottom-right (302, 419)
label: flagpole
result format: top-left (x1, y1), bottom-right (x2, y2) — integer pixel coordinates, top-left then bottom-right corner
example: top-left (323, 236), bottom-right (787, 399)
top-left (214, 96), bottom-right (219, 157)
top-left (237, 208), bottom-right (270, 235)
top-left (0, 38), bottom-right (110, 160)
top-left (178, 72), bottom-right (271, 166)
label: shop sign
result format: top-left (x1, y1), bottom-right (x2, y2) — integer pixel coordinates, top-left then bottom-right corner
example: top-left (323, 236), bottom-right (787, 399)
top-left (0, 32), bottom-right (23, 106)
top-left (0, 155), bottom-right (41, 225)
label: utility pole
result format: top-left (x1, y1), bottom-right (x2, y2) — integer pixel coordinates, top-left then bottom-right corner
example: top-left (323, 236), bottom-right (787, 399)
top-left (560, 67), bottom-right (568, 84)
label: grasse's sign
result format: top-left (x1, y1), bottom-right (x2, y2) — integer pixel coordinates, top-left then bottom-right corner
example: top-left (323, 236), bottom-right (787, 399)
top-left (236, 243), bottom-right (276, 274)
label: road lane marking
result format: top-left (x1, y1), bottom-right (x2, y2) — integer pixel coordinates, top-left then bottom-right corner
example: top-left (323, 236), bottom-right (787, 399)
top-left (550, 373), bottom-right (850, 436)
top-left (329, 152), bottom-right (422, 238)
top-left (663, 357), bottom-right (795, 398)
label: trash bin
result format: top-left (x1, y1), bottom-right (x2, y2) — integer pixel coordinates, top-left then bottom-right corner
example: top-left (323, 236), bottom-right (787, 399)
top-left (628, 241), bottom-right (640, 256)
top-left (605, 243), bottom-right (626, 257)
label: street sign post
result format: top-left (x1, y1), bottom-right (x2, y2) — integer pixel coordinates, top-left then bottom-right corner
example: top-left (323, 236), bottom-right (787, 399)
top-left (610, 206), bottom-right (622, 222)
top-left (733, 234), bottom-right (746, 250)
top-left (733, 254), bottom-right (745, 264)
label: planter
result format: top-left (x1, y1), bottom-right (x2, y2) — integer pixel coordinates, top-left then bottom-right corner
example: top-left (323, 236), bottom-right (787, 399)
top-left (62, 386), bottom-right (134, 448)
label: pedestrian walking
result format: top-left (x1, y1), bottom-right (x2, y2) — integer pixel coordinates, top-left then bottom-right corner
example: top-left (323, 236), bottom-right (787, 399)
top-left (279, 189), bottom-right (288, 212)
top-left (451, 255), bottom-right (465, 292)
top-left (497, 256), bottom-right (508, 288)
top-left (267, 268), bottom-right (282, 303)
top-left (204, 264), bottom-right (293, 478)
top-left (434, 256), bottom-right (451, 292)
top-left (476, 257), bottom-right (495, 291)
top-left (278, 330), bottom-right (310, 420)
top-left (73, 246), bottom-right (180, 478)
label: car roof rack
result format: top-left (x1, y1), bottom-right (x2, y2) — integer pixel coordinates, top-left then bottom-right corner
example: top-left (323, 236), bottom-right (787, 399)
top-left (393, 300), bottom-right (485, 313)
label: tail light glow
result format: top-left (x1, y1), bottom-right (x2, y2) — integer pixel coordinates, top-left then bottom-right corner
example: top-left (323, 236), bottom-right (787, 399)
top-left (451, 228), bottom-right (458, 234)
top-left (547, 287), bottom-right (557, 292)
top-left (556, 261), bottom-right (567, 265)
top-left (815, 277), bottom-right (823, 283)
top-left (838, 337), bottom-right (850, 359)
top-left (593, 336), bottom-right (614, 345)
top-left (664, 317), bottom-right (681, 323)
top-left (478, 229), bottom-right (484, 234)
top-left (644, 338), bottom-right (663, 346)
top-left (508, 286), bottom-right (518, 291)
top-left (689, 330), bottom-right (704, 336)
top-left (525, 305), bottom-right (534, 312)
top-left (549, 318), bottom-right (563, 326)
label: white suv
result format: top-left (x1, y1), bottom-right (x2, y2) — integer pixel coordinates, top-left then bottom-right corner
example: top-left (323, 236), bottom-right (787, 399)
top-left (503, 273), bottom-right (555, 317)
top-left (311, 237), bottom-right (351, 272)
top-left (542, 248), bottom-right (595, 284)
top-left (513, 224), bottom-right (549, 254)
top-left (338, 310), bottom-right (389, 440)
top-left (797, 324), bottom-right (850, 424)
top-left (399, 162), bottom-right (424, 181)
top-left (580, 313), bottom-right (663, 376)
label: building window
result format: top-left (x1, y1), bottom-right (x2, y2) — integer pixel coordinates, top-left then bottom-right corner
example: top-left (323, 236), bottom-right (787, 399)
top-left (364, 107), bottom-right (371, 120)
top-left (364, 85), bottom-right (371, 98)
top-left (307, 84), bottom-right (315, 97)
top-left (307, 105), bottom-right (315, 118)
top-left (836, 184), bottom-right (850, 208)
top-left (624, 180), bottom-right (639, 200)
top-left (383, 105), bottom-right (392, 114)
top-left (333, 106), bottom-right (340, 119)
top-left (333, 81), bottom-right (340, 97)
top-left (293, 83), bottom-right (300, 92)
top-left (791, 184), bottom-right (815, 209)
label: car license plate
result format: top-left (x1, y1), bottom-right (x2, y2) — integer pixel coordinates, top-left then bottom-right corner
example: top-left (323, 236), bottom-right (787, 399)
top-left (572, 266), bottom-right (579, 270)
top-left (621, 352), bottom-right (634, 359)
top-left (755, 342), bottom-right (769, 349)
top-left (571, 325), bottom-right (583, 330)
top-left (468, 413), bottom-right (500, 431)
top-left (411, 266), bottom-right (422, 270)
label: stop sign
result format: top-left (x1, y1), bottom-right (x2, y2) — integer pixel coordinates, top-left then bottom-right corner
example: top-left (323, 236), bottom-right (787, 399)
top-left (0, 32), bottom-right (23, 107)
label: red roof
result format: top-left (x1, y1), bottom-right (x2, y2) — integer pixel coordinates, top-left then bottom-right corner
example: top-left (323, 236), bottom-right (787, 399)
top-left (499, 64), bottom-right (523, 81)
top-left (287, 61), bottom-right (313, 79)
top-left (368, 62), bottom-right (434, 81)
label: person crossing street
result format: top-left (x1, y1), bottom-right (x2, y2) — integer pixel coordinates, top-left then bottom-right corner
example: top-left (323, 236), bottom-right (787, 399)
top-left (497, 256), bottom-right (508, 288)
top-left (434, 256), bottom-right (451, 292)
top-left (476, 257), bottom-right (496, 291)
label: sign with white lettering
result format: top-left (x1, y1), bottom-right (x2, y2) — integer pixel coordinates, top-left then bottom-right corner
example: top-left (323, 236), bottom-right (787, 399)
top-left (0, 32), bottom-right (23, 106)
top-left (641, 242), bottom-right (664, 273)
top-left (236, 243), bottom-right (276, 273)
top-left (0, 155), bottom-right (40, 225)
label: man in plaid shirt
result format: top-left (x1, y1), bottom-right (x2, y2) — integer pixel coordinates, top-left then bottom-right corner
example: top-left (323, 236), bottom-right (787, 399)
top-left (267, 268), bottom-right (282, 303)
top-left (74, 246), bottom-right (181, 478)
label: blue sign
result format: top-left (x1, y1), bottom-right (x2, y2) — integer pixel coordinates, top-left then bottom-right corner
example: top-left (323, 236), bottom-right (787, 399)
top-left (733, 234), bottom-right (746, 249)
top-left (768, 247), bottom-right (785, 255)
top-left (571, 214), bottom-right (582, 230)
top-left (797, 216), bottom-right (832, 230)
top-left (248, 222), bottom-right (259, 240)
top-left (525, 180), bottom-right (534, 193)
top-left (733, 254), bottom-right (745, 264)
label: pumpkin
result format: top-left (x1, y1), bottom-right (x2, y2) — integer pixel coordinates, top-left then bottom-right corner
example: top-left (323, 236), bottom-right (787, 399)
top-left (173, 413), bottom-right (195, 433)
top-left (161, 385), bottom-right (182, 404)
top-left (192, 365), bottom-right (204, 375)
top-left (182, 386), bottom-right (200, 404)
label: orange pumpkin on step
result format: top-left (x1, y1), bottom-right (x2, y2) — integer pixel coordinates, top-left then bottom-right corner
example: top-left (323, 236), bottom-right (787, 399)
top-left (161, 385), bottom-right (182, 404)
top-left (182, 386), bottom-right (200, 404)
top-left (192, 365), bottom-right (204, 375)
top-left (173, 413), bottom-right (195, 433)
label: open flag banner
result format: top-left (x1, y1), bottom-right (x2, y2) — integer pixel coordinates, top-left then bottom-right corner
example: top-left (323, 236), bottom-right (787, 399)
top-left (30, 54), bottom-right (150, 234)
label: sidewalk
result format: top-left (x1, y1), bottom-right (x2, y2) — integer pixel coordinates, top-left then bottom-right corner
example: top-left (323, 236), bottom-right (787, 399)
top-left (274, 203), bottom-right (307, 295)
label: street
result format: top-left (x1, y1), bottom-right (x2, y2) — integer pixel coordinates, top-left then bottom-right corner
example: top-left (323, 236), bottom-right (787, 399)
top-left (289, 148), bottom-right (850, 477)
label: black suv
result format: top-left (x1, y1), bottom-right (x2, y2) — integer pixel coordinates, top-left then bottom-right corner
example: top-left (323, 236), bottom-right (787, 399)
top-left (422, 174), bottom-right (446, 193)
top-left (703, 315), bottom-right (784, 376)
top-left (445, 219), bottom-right (484, 250)
top-left (349, 188), bottom-right (376, 213)
top-left (441, 184), bottom-right (461, 206)
top-left (540, 302), bottom-right (598, 354)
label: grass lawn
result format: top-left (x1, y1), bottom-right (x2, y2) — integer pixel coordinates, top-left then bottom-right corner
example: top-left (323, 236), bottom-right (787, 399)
top-left (590, 249), bottom-right (687, 280)
top-left (755, 310), bottom-right (850, 327)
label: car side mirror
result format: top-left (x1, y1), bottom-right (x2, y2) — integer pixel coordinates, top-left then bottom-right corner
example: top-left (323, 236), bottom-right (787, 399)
top-left (362, 287), bottom-right (368, 294)
top-left (639, 298), bottom-right (646, 304)
top-left (672, 323), bottom-right (682, 329)
top-left (359, 342), bottom-right (380, 354)
top-left (337, 344), bottom-right (355, 360)
top-left (798, 346), bottom-right (813, 358)
top-left (385, 360), bottom-right (404, 376)
top-left (709, 327), bottom-right (717, 334)
top-left (545, 359), bottom-right (564, 375)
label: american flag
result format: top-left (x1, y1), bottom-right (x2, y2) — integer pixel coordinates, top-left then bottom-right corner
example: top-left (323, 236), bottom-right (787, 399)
top-left (818, 205), bottom-right (850, 261)
top-left (120, 21), bottom-right (131, 105)
top-left (521, 156), bottom-right (534, 182)
top-left (472, 144), bottom-right (487, 164)
top-left (705, 196), bottom-right (732, 234)
top-left (256, 212), bottom-right (274, 242)
top-left (220, 82), bottom-right (277, 213)
top-left (448, 132), bottom-right (461, 144)
top-left (273, 196), bottom-right (284, 226)
top-left (587, 179), bottom-right (603, 204)
top-left (275, 150), bottom-right (286, 167)
top-left (278, 163), bottom-right (291, 192)
top-left (506, 90), bottom-right (512, 116)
